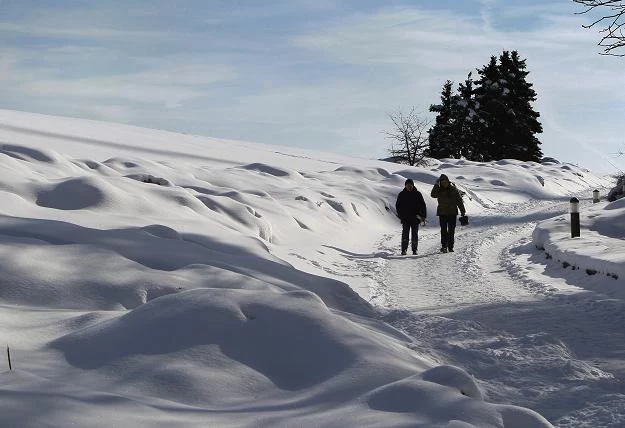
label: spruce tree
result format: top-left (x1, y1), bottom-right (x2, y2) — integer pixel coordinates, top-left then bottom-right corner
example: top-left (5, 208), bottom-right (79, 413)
top-left (473, 55), bottom-right (506, 161)
top-left (471, 51), bottom-right (543, 162)
top-left (427, 80), bottom-right (456, 159)
top-left (451, 73), bottom-right (483, 160)
top-left (427, 51), bottom-right (542, 162)
top-left (503, 51), bottom-right (543, 161)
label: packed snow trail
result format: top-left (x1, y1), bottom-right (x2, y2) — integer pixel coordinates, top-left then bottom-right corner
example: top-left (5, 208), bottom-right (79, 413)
top-left (370, 198), bottom-right (568, 311)
top-left (363, 197), bottom-right (625, 427)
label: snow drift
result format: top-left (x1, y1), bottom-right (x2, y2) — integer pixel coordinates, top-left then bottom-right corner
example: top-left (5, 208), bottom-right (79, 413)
top-left (0, 109), bottom-right (615, 427)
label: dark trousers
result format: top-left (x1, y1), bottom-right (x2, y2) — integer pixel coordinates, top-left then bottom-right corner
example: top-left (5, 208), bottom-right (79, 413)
top-left (439, 215), bottom-right (457, 250)
top-left (401, 221), bottom-right (419, 252)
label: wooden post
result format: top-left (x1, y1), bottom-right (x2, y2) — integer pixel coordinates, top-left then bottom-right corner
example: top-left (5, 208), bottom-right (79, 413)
top-left (7, 346), bottom-right (12, 371)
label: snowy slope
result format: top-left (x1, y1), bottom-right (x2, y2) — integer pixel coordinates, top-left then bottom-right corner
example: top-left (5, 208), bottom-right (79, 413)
top-left (534, 197), bottom-right (625, 283)
top-left (0, 109), bottom-right (619, 427)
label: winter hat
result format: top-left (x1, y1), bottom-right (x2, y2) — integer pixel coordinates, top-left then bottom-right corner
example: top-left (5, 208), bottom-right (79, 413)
top-left (405, 178), bottom-right (414, 186)
top-left (439, 174), bottom-right (449, 182)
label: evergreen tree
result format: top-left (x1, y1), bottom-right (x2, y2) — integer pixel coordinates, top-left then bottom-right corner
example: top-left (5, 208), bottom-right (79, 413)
top-left (429, 75), bottom-right (486, 161)
top-left (473, 51), bottom-right (542, 162)
top-left (503, 51), bottom-right (543, 161)
top-left (451, 73), bottom-right (484, 160)
top-left (427, 80), bottom-right (456, 158)
top-left (473, 55), bottom-right (506, 161)
top-left (427, 50), bottom-right (542, 162)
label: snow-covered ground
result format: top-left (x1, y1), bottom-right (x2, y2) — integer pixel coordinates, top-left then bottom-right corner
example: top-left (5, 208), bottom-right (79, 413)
top-left (0, 109), bottom-right (622, 427)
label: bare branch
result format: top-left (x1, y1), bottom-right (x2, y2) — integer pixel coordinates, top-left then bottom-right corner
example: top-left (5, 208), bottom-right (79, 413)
top-left (384, 108), bottom-right (432, 166)
top-left (573, 0), bottom-right (625, 56)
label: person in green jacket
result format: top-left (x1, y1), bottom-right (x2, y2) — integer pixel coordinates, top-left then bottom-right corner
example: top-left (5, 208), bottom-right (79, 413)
top-left (430, 174), bottom-right (465, 253)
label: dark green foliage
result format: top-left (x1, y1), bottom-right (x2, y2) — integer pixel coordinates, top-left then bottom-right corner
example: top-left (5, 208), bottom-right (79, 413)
top-left (453, 73), bottom-right (485, 160)
top-left (427, 80), bottom-right (455, 159)
top-left (428, 50), bottom-right (543, 162)
top-left (472, 56), bottom-right (503, 161)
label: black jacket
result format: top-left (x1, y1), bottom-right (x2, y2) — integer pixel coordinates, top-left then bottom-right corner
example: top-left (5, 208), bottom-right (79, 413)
top-left (395, 188), bottom-right (427, 224)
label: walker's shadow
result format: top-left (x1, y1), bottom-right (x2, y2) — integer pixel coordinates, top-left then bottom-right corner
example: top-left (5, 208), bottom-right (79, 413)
top-left (323, 245), bottom-right (440, 260)
top-left (386, 253), bottom-right (441, 260)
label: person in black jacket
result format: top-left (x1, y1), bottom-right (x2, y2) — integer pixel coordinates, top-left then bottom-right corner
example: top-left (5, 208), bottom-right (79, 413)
top-left (395, 178), bottom-right (427, 255)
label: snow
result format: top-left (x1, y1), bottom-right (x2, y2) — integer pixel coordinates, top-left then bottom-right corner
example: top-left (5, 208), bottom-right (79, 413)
top-left (533, 197), bottom-right (625, 282)
top-left (0, 109), bottom-right (623, 427)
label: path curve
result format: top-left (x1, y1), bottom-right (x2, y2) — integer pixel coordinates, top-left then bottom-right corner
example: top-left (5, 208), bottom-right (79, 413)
top-left (366, 198), bottom-right (625, 427)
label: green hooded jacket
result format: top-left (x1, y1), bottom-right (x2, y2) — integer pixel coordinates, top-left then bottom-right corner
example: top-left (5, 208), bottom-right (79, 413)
top-left (431, 175), bottom-right (466, 216)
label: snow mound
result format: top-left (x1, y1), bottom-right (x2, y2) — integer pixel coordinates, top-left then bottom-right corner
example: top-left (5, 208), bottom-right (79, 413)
top-left (438, 162), bottom-right (462, 170)
top-left (50, 288), bottom-right (425, 404)
top-left (195, 193), bottom-right (275, 241)
top-left (589, 199), bottom-right (625, 238)
top-left (496, 404), bottom-right (554, 428)
top-left (603, 197), bottom-right (625, 211)
top-left (0, 143), bottom-right (57, 163)
top-left (240, 162), bottom-right (300, 178)
top-left (365, 373), bottom-right (551, 427)
top-left (141, 224), bottom-right (181, 240)
top-left (71, 159), bottom-right (119, 176)
top-left (423, 158), bottom-right (611, 205)
top-left (125, 174), bottom-right (172, 186)
top-left (103, 157), bottom-right (142, 170)
top-left (421, 365), bottom-right (483, 400)
top-left (334, 166), bottom-right (393, 179)
top-left (396, 169), bottom-right (441, 187)
top-left (0, 214), bottom-right (375, 314)
top-left (36, 177), bottom-right (109, 210)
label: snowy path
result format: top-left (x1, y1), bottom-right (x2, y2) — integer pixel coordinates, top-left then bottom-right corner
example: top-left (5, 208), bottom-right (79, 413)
top-left (360, 198), bottom-right (625, 427)
top-left (370, 199), bottom-right (566, 311)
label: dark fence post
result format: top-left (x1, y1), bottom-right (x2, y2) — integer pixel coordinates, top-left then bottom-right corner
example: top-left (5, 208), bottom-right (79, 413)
top-left (570, 197), bottom-right (580, 238)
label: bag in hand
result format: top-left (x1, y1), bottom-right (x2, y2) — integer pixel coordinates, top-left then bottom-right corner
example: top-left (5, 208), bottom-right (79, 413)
top-left (459, 215), bottom-right (469, 226)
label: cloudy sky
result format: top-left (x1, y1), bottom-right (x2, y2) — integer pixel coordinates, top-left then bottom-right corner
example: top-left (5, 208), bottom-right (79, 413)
top-left (2, 0), bottom-right (625, 174)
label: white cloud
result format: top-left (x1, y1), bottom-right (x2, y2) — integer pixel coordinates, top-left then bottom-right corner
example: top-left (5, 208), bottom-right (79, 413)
top-left (0, 22), bottom-right (176, 41)
top-left (292, 7), bottom-right (488, 69)
top-left (18, 62), bottom-right (238, 106)
top-left (478, 0), bottom-right (498, 32)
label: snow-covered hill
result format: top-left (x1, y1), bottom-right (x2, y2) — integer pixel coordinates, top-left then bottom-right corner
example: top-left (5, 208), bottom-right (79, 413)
top-left (0, 109), bottom-right (620, 427)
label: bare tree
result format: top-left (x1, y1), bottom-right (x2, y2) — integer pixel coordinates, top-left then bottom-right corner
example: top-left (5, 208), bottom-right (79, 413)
top-left (574, 0), bottom-right (625, 55)
top-left (384, 108), bottom-right (431, 166)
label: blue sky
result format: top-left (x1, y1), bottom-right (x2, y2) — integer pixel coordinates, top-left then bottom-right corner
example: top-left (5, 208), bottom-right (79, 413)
top-left (2, 0), bottom-right (625, 174)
